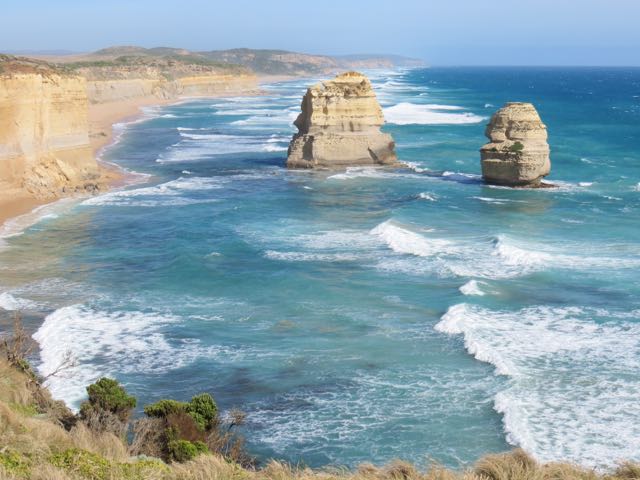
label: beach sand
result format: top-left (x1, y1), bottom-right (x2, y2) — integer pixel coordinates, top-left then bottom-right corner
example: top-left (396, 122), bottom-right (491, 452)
top-left (0, 75), bottom-right (282, 229)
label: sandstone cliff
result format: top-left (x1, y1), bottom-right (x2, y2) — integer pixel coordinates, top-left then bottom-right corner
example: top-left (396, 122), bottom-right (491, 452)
top-left (68, 58), bottom-right (258, 104)
top-left (287, 72), bottom-right (398, 169)
top-left (0, 57), bottom-right (101, 201)
top-left (85, 74), bottom-right (257, 104)
top-left (480, 102), bottom-right (551, 187)
top-left (0, 54), bottom-right (261, 222)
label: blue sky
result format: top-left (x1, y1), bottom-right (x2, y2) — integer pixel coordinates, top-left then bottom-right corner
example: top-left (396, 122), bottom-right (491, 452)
top-left (3, 0), bottom-right (640, 65)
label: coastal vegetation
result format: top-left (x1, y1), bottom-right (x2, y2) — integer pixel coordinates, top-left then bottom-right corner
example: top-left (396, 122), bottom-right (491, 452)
top-left (1, 316), bottom-right (640, 480)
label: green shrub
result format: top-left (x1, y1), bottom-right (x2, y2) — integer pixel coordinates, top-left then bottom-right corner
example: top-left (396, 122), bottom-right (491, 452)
top-left (81, 377), bottom-right (136, 421)
top-left (50, 448), bottom-right (110, 480)
top-left (144, 393), bottom-right (218, 431)
top-left (186, 393), bottom-right (218, 430)
top-left (167, 439), bottom-right (209, 463)
top-left (144, 399), bottom-right (188, 418)
top-left (509, 141), bottom-right (524, 152)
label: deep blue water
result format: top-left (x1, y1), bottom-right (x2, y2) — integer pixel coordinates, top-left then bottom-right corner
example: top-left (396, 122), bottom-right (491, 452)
top-left (1, 67), bottom-right (639, 469)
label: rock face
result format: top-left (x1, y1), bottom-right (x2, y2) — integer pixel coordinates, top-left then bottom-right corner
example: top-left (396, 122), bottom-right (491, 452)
top-left (480, 102), bottom-right (551, 186)
top-left (287, 72), bottom-right (398, 169)
top-left (0, 72), bottom-right (101, 199)
top-left (85, 74), bottom-right (258, 104)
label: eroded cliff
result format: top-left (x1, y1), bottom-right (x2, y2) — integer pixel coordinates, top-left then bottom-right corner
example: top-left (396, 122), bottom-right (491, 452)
top-left (0, 57), bottom-right (102, 200)
top-left (64, 55), bottom-right (258, 104)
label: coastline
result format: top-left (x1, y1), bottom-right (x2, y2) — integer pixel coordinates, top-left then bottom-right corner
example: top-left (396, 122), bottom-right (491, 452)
top-left (0, 82), bottom-right (272, 233)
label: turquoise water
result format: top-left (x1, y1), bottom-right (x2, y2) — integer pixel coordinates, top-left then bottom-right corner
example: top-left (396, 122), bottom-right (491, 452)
top-left (1, 67), bottom-right (640, 469)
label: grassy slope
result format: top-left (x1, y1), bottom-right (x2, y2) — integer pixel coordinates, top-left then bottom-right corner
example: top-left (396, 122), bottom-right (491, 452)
top-left (1, 358), bottom-right (639, 480)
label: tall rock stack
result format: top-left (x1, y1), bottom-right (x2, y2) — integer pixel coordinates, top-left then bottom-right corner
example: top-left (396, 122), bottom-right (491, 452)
top-left (287, 72), bottom-right (398, 169)
top-left (480, 102), bottom-right (551, 187)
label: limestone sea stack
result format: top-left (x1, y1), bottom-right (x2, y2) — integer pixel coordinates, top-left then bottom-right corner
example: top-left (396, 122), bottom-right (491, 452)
top-left (480, 102), bottom-right (551, 187)
top-left (287, 72), bottom-right (398, 169)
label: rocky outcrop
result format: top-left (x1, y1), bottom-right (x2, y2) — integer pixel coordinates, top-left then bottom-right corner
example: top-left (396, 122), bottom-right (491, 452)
top-left (0, 70), bottom-right (101, 199)
top-left (480, 102), bottom-right (551, 187)
top-left (287, 72), bottom-right (398, 169)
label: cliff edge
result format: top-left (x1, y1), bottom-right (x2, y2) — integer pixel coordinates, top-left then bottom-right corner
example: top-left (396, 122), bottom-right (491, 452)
top-left (0, 56), bottom-right (103, 203)
top-left (287, 72), bottom-right (398, 169)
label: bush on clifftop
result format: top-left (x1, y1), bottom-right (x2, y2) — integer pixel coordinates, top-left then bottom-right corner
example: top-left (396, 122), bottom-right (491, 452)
top-left (79, 378), bottom-right (136, 438)
top-left (144, 393), bottom-right (217, 431)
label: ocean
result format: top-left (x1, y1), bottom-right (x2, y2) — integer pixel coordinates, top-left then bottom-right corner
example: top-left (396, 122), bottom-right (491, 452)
top-left (1, 67), bottom-right (639, 469)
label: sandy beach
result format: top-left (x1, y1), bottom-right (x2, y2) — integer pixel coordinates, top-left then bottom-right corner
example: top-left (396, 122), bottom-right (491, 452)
top-left (0, 81), bottom-right (274, 228)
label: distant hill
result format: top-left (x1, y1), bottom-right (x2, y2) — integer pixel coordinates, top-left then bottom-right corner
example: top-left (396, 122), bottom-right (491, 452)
top-left (0, 54), bottom-right (66, 76)
top-left (199, 48), bottom-right (426, 75)
top-left (31, 46), bottom-right (425, 77)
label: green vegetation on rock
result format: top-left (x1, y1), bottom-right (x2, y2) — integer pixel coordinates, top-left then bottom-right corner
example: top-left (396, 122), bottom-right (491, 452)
top-left (509, 141), bottom-right (525, 152)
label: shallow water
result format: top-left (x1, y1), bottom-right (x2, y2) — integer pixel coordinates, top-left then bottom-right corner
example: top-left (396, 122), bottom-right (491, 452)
top-left (1, 67), bottom-right (639, 469)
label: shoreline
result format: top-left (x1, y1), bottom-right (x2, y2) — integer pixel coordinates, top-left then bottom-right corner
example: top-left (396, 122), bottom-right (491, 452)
top-left (0, 80), bottom-right (274, 234)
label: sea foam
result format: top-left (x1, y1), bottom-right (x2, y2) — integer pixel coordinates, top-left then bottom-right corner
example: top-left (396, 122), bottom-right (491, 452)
top-left (370, 220), bottom-right (454, 258)
top-left (32, 304), bottom-right (232, 409)
top-left (82, 177), bottom-right (225, 207)
top-left (435, 303), bottom-right (640, 467)
top-left (0, 292), bottom-right (40, 311)
top-left (383, 102), bottom-right (485, 125)
top-left (459, 280), bottom-right (485, 296)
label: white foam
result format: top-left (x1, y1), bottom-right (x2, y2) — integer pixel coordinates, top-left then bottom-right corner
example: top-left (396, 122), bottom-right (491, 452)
top-left (384, 102), bottom-right (485, 125)
top-left (265, 250), bottom-right (360, 262)
top-left (473, 196), bottom-right (527, 205)
top-left (370, 220), bottom-right (454, 257)
top-left (459, 280), bottom-right (485, 296)
top-left (0, 292), bottom-right (40, 311)
top-left (403, 161), bottom-right (428, 173)
top-left (441, 171), bottom-right (483, 182)
top-left (418, 192), bottom-right (437, 201)
top-left (81, 177), bottom-right (224, 207)
top-left (0, 198), bottom-right (77, 240)
top-left (327, 167), bottom-right (418, 181)
top-left (159, 132), bottom-right (289, 162)
top-left (32, 305), bottom-right (231, 409)
top-left (491, 235), bottom-right (553, 267)
top-left (262, 144), bottom-right (287, 152)
top-left (578, 182), bottom-right (593, 187)
top-left (435, 303), bottom-right (640, 468)
top-left (372, 227), bottom-right (640, 280)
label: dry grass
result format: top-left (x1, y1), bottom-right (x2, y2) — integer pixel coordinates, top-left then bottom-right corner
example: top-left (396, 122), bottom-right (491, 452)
top-left (69, 422), bottom-right (130, 462)
top-left (0, 400), bottom-right (75, 456)
top-left (1, 357), bottom-right (639, 480)
top-left (0, 355), bottom-right (33, 406)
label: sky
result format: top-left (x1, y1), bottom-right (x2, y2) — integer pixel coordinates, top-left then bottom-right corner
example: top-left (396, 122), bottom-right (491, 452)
top-left (2, 0), bottom-right (640, 66)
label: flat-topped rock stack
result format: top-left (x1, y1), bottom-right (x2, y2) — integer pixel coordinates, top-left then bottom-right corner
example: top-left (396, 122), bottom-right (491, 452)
top-left (287, 71), bottom-right (398, 169)
top-left (480, 102), bottom-right (551, 187)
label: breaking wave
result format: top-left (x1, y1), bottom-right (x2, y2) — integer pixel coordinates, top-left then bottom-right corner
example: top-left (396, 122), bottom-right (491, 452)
top-left (32, 305), bottom-right (236, 409)
top-left (435, 303), bottom-right (640, 467)
top-left (383, 102), bottom-right (485, 125)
